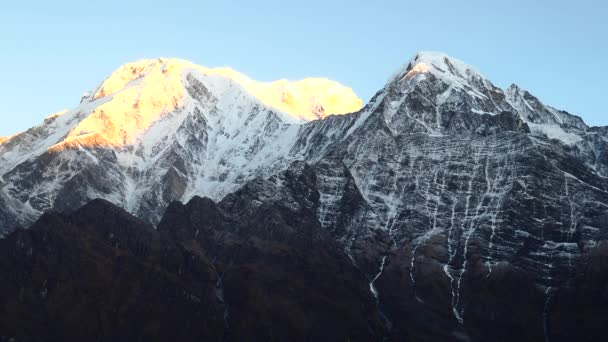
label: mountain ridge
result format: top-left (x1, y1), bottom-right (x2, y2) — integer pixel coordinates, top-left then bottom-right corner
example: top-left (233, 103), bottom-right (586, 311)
top-left (0, 165), bottom-right (386, 341)
top-left (0, 51), bottom-right (605, 233)
top-left (1, 161), bottom-right (607, 341)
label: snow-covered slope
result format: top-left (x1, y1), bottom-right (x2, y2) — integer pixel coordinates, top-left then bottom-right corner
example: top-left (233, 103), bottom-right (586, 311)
top-left (0, 58), bottom-right (362, 228)
top-left (1, 52), bottom-right (605, 233)
top-left (42, 58), bottom-right (362, 150)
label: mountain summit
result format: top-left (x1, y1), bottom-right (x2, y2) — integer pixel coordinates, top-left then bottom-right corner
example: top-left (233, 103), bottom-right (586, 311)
top-left (390, 51), bottom-right (486, 85)
top-left (47, 58), bottom-right (363, 150)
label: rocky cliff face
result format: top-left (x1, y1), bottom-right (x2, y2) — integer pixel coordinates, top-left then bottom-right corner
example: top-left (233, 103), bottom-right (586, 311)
top-left (1, 52), bottom-right (607, 341)
top-left (290, 52), bottom-right (608, 340)
top-left (1, 162), bottom-right (607, 341)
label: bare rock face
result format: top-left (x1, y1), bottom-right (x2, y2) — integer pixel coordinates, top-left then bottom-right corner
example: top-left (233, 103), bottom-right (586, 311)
top-left (1, 52), bottom-right (607, 341)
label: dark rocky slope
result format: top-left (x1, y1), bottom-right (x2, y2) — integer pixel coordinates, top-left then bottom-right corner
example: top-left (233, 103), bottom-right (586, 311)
top-left (0, 164), bottom-right (384, 342)
top-left (1, 162), bottom-right (607, 341)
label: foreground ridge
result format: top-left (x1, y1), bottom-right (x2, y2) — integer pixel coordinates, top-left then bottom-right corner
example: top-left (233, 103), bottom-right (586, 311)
top-left (1, 161), bottom-right (607, 341)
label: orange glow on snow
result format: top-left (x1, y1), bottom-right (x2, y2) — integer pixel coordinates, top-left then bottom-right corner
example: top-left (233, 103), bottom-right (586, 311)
top-left (207, 68), bottom-right (364, 121)
top-left (51, 58), bottom-right (362, 150)
top-left (404, 62), bottom-right (431, 79)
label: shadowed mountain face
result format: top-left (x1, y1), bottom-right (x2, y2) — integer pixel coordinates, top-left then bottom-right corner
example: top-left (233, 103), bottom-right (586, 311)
top-left (1, 52), bottom-right (608, 341)
top-left (0, 163), bottom-right (607, 341)
top-left (0, 164), bottom-right (385, 342)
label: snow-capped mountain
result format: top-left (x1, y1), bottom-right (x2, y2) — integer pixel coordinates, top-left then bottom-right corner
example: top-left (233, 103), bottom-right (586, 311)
top-left (1, 51), bottom-right (608, 340)
top-left (289, 52), bottom-right (608, 340)
top-left (0, 58), bottom-right (362, 228)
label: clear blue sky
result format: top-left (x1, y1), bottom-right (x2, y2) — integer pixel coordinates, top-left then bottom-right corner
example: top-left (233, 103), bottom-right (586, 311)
top-left (1, 0), bottom-right (606, 136)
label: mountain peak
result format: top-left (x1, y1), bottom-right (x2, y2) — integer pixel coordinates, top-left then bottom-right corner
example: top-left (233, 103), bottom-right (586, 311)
top-left (46, 58), bottom-right (363, 150)
top-left (88, 58), bottom-right (362, 122)
top-left (390, 51), bottom-right (486, 85)
top-left (411, 51), bottom-right (473, 66)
